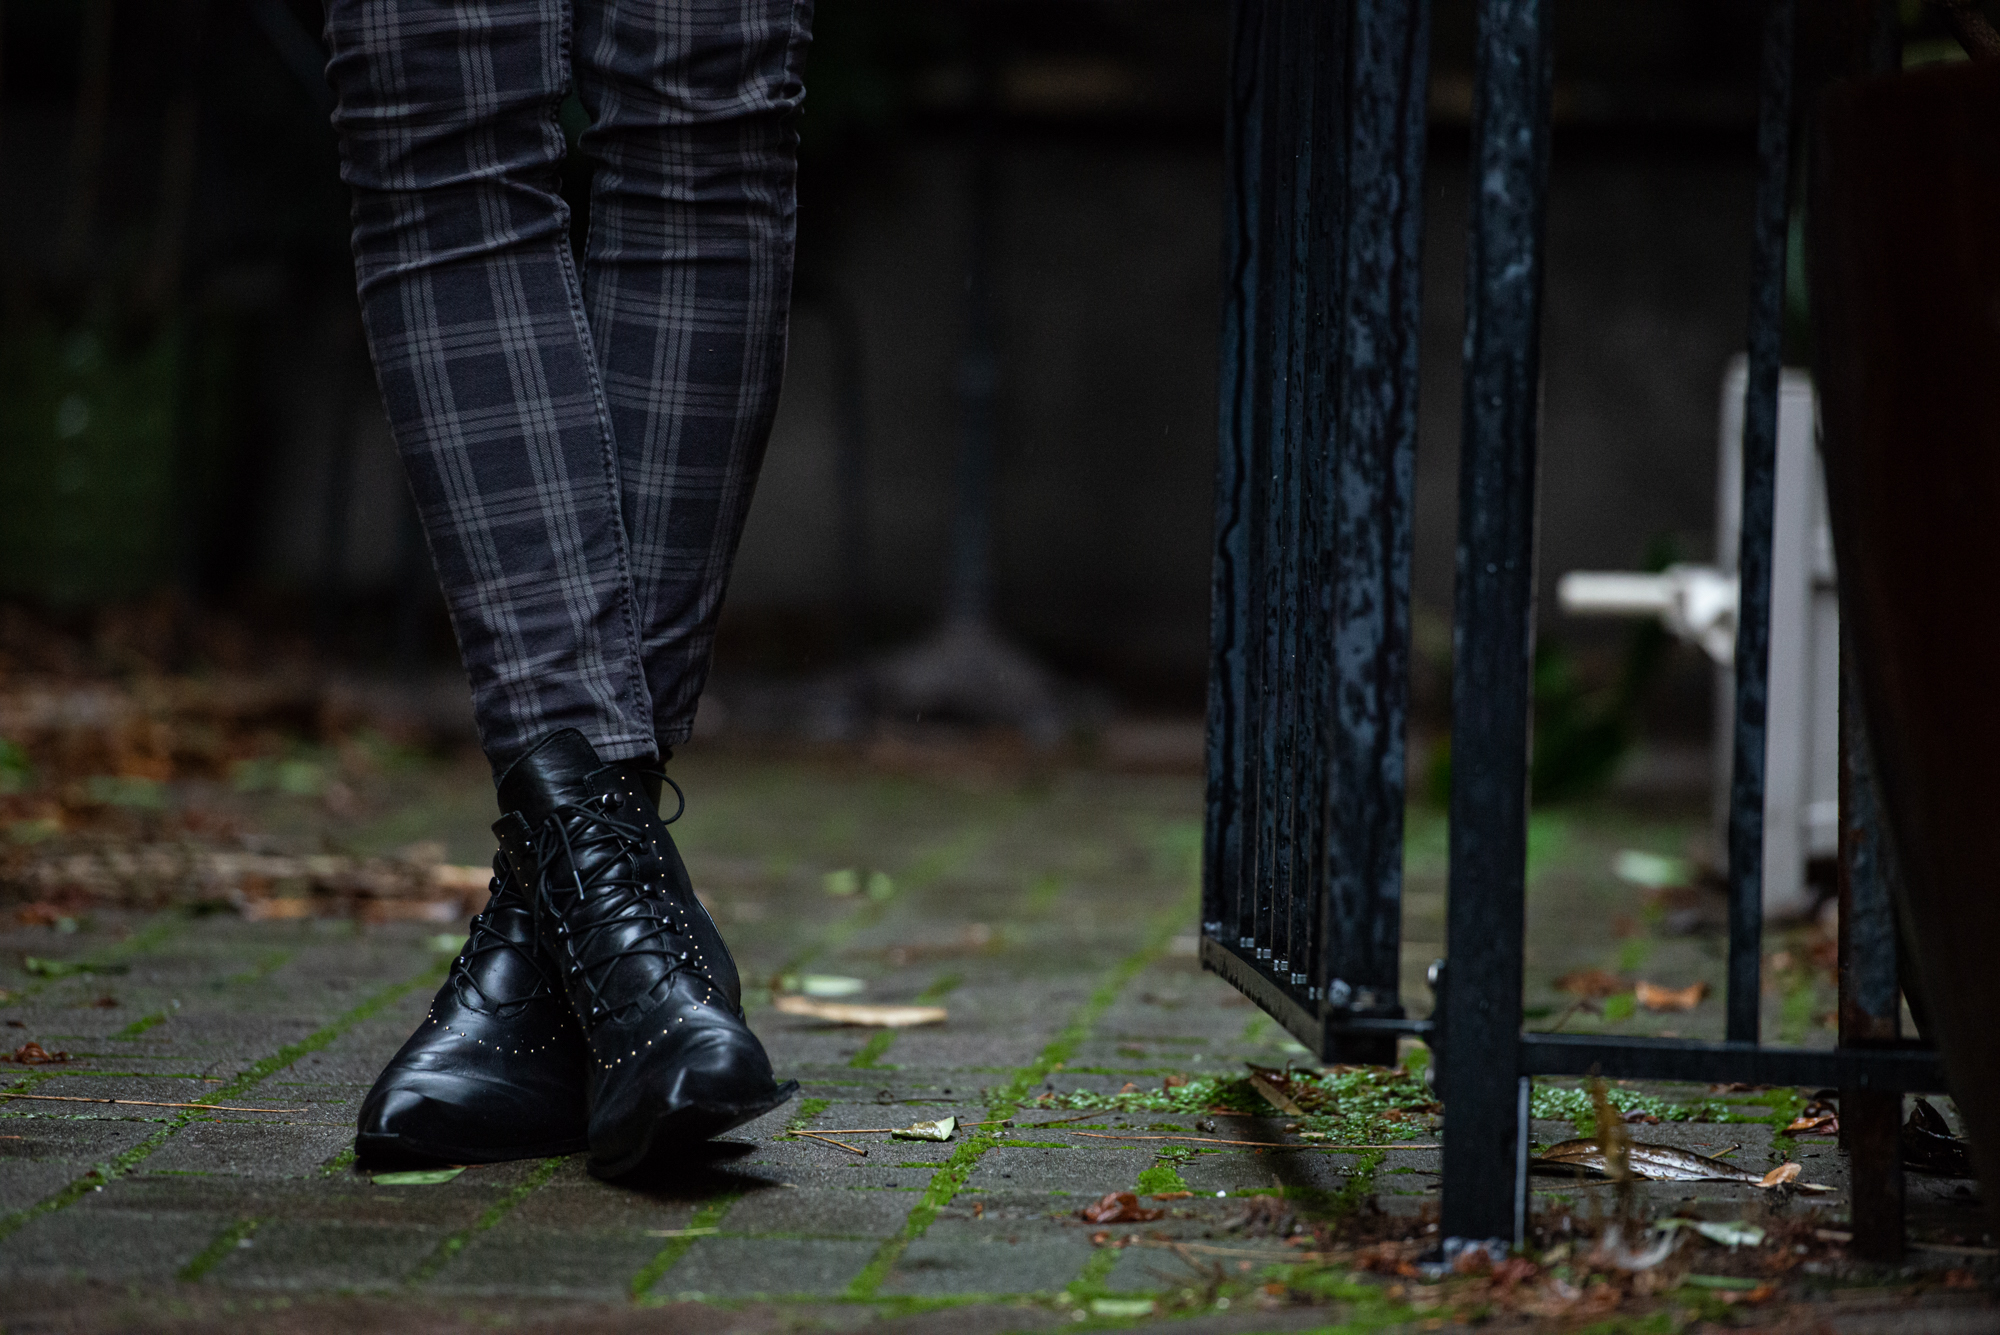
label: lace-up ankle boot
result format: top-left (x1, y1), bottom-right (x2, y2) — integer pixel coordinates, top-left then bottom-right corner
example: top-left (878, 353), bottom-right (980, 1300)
top-left (355, 855), bottom-right (589, 1164)
top-left (493, 729), bottom-right (796, 1178)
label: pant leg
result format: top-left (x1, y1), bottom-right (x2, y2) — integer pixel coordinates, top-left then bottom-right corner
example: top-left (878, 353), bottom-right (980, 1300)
top-left (325, 0), bottom-right (657, 772)
top-left (572, 0), bottom-right (811, 752)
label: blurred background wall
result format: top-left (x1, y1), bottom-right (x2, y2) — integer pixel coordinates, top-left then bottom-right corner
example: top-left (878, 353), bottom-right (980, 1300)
top-left (8, 0), bottom-right (1938, 782)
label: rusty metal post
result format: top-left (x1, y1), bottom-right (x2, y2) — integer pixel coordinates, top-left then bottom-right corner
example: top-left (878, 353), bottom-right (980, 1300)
top-left (1838, 637), bottom-right (1903, 1261)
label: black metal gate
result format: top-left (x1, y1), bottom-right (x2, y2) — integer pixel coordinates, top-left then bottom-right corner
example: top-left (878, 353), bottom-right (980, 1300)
top-left (1199, 0), bottom-right (1429, 1068)
top-left (1200, 0), bottom-right (1952, 1252)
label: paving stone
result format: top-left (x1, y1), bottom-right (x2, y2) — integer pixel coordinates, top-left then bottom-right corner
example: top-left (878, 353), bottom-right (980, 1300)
top-left (0, 753), bottom-right (1980, 1333)
top-left (723, 1185), bottom-right (913, 1238)
top-left (202, 1218), bottom-right (444, 1289)
top-left (964, 1144), bottom-right (1154, 1196)
top-left (0, 1160), bottom-right (90, 1216)
top-left (141, 1118), bottom-right (353, 1177)
top-left (0, 1205), bottom-right (223, 1282)
top-left (428, 1224), bottom-right (668, 1299)
top-left (649, 1236), bottom-right (884, 1298)
top-left (882, 1220), bottom-right (1096, 1297)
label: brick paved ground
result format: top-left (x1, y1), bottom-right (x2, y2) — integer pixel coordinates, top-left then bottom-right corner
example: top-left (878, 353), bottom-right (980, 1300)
top-left (0, 741), bottom-right (1992, 1332)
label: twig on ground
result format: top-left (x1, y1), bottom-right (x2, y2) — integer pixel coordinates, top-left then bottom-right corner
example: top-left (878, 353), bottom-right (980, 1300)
top-left (0, 1092), bottom-right (304, 1113)
top-left (1070, 1131), bottom-right (1438, 1150)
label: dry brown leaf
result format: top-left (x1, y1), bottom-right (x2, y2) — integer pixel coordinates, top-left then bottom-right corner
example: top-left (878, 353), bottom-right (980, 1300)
top-left (772, 995), bottom-right (946, 1028)
top-left (1634, 979), bottom-right (1709, 1011)
top-left (1786, 1113), bottom-right (1839, 1135)
top-left (1554, 969), bottom-right (1627, 999)
top-left (1, 1042), bottom-right (69, 1064)
top-left (1249, 1071), bottom-right (1304, 1116)
top-left (1078, 1191), bottom-right (1164, 1224)
top-left (1759, 1161), bottom-right (1801, 1188)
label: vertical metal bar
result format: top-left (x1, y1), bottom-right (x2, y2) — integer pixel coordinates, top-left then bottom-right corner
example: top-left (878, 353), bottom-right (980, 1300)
top-left (1726, 0), bottom-right (1796, 1045)
top-left (1320, 0), bottom-right (1428, 1049)
top-left (1254, 0), bottom-right (1303, 972)
top-left (1440, 0), bottom-right (1551, 1244)
top-left (1839, 638), bottom-right (1904, 1260)
top-left (1206, 0), bottom-right (1273, 954)
top-left (1296, 0), bottom-right (1344, 999)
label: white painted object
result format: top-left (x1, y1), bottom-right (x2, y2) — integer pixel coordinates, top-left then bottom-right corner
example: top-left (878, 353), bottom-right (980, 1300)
top-left (1556, 357), bottom-right (1835, 919)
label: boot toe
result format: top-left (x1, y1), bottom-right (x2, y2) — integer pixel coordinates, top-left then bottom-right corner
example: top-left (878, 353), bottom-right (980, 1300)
top-left (586, 1018), bottom-right (794, 1178)
top-left (357, 1051), bottom-right (587, 1165)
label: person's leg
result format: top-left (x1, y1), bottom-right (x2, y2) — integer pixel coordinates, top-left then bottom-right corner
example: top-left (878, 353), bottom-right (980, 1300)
top-left (325, 0), bottom-right (656, 774)
top-left (572, 0), bottom-right (811, 754)
top-left (326, 0), bottom-right (624, 1166)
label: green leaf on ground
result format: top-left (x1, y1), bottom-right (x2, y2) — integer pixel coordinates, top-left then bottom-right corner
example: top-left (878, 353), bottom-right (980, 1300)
top-left (372, 1168), bottom-right (464, 1186)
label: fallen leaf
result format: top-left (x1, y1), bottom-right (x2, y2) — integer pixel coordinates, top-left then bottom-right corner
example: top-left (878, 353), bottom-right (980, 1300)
top-left (1150, 1190), bottom-right (1193, 1200)
top-left (1554, 969), bottom-right (1627, 999)
top-left (1078, 1191), bottom-right (1164, 1224)
top-left (1758, 1162), bottom-right (1800, 1188)
top-left (1533, 1139), bottom-right (1831, 1191)
top-left (1903, 1098), bottom-right (1975, 1177)
top-left (1786, 1113), bottom-right (1839, 1135)
top-left (1162, 1073), bottom-right (1188, 1090)
top-left (1, 1042), bottom-right (69, 1064)
top-left (772, 995), bottom-right (945, 1028)
top-left (892, 1116), bottom-right (956, 1142)
top-left (1658, 1218), bottom-right (1766, 1248)
top-left (1249, 1071), bottom-right (1304, 1116)
top-left (1634, 980), bottom-right (1709, 1011)
top-left (371, 1168), bottom-right (464, 1186)
top-left (1088, 1299), bottom-right (1155, 1319)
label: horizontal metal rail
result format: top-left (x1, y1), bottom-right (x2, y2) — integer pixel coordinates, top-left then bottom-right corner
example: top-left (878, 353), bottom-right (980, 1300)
top-left (1518, 1033), bottom-right (1945, 1091)
top-left (1209, 936), bottom-right (1941, 1091)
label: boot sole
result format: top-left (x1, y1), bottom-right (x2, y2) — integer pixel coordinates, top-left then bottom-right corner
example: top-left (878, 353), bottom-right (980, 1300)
top-left (355, 1130), bottom-right (590, 1168)
top-left (587, 1079), bottom-right (800, 1180)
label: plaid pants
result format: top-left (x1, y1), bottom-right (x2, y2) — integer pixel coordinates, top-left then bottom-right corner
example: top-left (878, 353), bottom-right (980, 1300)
top-left (324, 0), bottom-right (810, 771)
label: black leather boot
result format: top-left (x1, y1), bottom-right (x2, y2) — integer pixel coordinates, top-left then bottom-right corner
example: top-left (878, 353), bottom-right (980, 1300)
top-left (355, 855), bottom-right (589, 1164)
top-left (494, 729), bottom-right (796, 1178)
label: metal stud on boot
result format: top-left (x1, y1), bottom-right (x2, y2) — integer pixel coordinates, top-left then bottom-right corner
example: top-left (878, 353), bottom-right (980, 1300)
top-left (355, 855), bottom-right (589, 1165)
top-left (494, 730), bottom-right (796, 1179)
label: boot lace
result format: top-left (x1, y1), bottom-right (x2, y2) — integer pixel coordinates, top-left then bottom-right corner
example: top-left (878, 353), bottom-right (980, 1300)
top-left (450, 863), bottom-right (562, 1010)
top-left (529, 774), bottom-right (694, 1026)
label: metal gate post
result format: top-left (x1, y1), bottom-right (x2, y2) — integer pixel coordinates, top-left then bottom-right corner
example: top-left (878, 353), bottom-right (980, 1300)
top-left (1838, 641), bottom-right (1905, 1261)
top-left (1725, 0), bottom-right (1798, 1044)
top-left (1202, 0), bottom-right (1430, 1063)
top-left (1437, 0), bottom-right (1552, 1244)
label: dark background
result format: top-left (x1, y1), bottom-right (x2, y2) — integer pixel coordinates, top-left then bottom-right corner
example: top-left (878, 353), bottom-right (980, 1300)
top-left (0, 0), bottom-right (1979, 767)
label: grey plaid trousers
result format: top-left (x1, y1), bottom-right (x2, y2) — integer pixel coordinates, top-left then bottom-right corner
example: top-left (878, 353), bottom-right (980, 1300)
top-left (324, 0), bottom-right (810, 772)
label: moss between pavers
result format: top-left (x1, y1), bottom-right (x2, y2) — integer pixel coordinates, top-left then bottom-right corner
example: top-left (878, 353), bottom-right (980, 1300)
top-left (630, 1192), bottom-right (740, 1301)
top-left (840, 891), bottom-right (1195, 1300)
top-left (0, 956), bottom-right (445, 1244)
